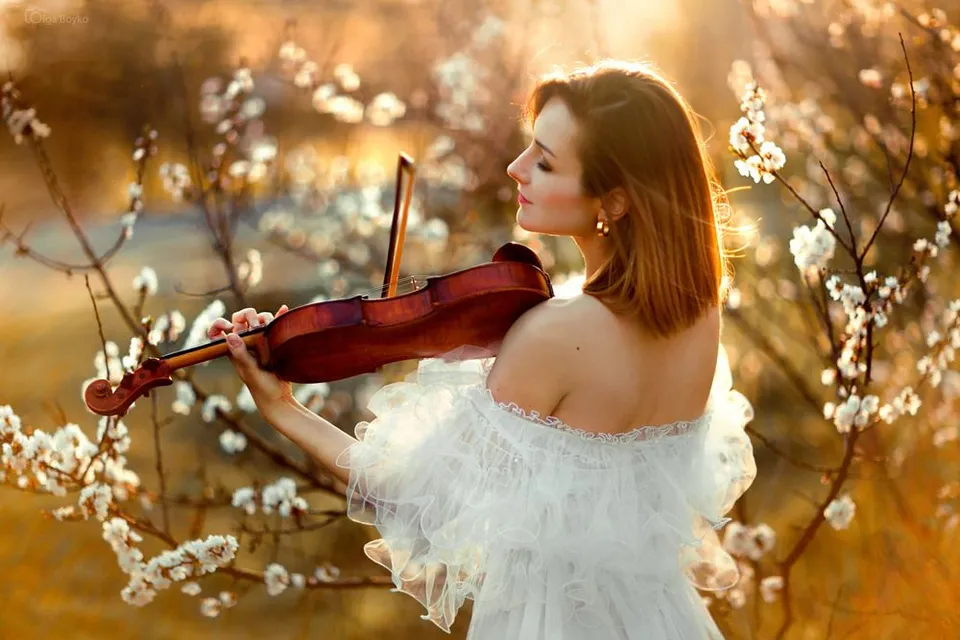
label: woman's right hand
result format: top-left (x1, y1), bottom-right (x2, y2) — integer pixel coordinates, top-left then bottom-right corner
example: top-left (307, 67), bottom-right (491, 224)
top-left (208, 305), bottom-right (293, 413)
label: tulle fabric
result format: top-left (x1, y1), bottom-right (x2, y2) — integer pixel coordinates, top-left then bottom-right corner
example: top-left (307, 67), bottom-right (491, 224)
top-left (335, 345), bottom-right (756, 639)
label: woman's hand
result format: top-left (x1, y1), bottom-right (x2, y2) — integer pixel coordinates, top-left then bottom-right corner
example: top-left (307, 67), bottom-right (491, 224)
top-left (208, 305), bottom-right (293, 414)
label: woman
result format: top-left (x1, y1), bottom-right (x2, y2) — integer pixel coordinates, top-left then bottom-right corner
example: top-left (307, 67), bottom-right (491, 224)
top-left (208, 60), bottom-right (757, 639)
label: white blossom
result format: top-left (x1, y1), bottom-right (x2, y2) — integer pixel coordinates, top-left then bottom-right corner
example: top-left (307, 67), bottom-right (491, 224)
top-left (279, 41), bottom-right (306, 64)
top-left (79, 482), bottom-right (114, 521)
top-left (914, 238), bottom-right (938, 258)
top-left (236, 249), bottom-right (263, 288)
top-left (934, 426), bottom-right (958, 448)
top-left (120, 212), bottom-right (138, 239)
top-left (182, 300), bottom-right (226, 351)
top-left (92, 340), bottom-right (125, 386)
top-left (881, 387), bottom-right (921, 423)
top-left (121, 337), bottom-right (144, 372)
top-left (333, 63), bottom-right (360, 91)
top-left (739, 82), bottom-right (766, 114)
top-left (201, 395), bottom-right (232, 423)
top-left (758, 140), bottom-right (786, 174)
top-left (172, 380), bottom-right (197, 415)
top-left (199, 597), bottom-right (221, 617)
top-left (789, 215), bottom-right (836, 272)
top-left (858, 68), bottom-right (883, 88)
top-left (326, 96), bottom-right (365, 123)
top-left (831, 394), bottom-right (878, 433)
top-left (239, 97), bottom-right (265, 120)
top-left (729, 117), bottom-right (765, 153)
top-left (824, 494), bottom-right (856, 530)
top-left (366, 92), bottom-right (406, 127)
top-left (228, 161), bottom-right (251, 178)
top-left (760, 575), bottom-right (784, 602)
top-left (726, 587), bottom-right (746, 609)
top-left (118, 533), bottom-right (239, 607)
top-left (235, 385), bottom-right (257, 413)
top-left (752, 523), bottom-right (777, 557)
top-left (261, 477), bottom-right (309, 517)
top-left (293, 60), bottom-right (317, 88)
top-left (51, 505), bottom-right (79, 521)
top-left (293, 383), bottom-right (330, 410)
top-left (148, 311), bottom-right (186, 346)
top-left (1, 408), bottom-right (137, 501)
top-left (2, 82), bottom-right (52, 144)
top-left (945, 190), bottom-right (959, 218)
top-left (935, 220), bottom-right (952, 248)
top-left (314, 563), bottom-right (341, 583)
top-left (311, 84), bottom-right (337, 111)
top-left (159, 163), bottom-right (191, 202)
top-left (264, 563), bottom-right (290, 596)
top-left (231, 486), bottom-right (257, 515)
top-left (218, 429), bottom-right (247, 455)
top-left (722, 521), bottom-right (776, 561)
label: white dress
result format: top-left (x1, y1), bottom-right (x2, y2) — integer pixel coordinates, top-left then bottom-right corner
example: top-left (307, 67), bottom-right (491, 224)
top-left (335, 345), bottom-right (757, 639)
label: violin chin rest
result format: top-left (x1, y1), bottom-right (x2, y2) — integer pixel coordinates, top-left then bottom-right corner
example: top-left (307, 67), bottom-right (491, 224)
top-left (491, 242), bottom-right (544, 270)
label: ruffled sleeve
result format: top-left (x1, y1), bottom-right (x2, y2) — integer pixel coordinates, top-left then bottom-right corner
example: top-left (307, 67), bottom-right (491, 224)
top-left (680, 345), bottom-right (758, 591)
top-left (335, 345), bottom-right (756, 634)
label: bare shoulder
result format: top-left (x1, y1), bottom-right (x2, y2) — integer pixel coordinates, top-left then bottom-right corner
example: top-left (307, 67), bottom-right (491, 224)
top-left (485, 294), bottom-right (721, 431)
top-left (484, 297), bottom-right (587, 415)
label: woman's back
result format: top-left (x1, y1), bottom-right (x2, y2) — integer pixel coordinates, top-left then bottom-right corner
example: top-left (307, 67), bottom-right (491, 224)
top-left (539, 294), bottom-right (721, 436)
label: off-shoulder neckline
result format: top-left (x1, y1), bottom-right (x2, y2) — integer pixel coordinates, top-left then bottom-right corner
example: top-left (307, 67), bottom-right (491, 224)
top-left (478, 386), bottom-right (709, 444)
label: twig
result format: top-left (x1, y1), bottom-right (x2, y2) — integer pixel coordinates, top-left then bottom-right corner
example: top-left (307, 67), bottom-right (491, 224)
top-left (84, 274), bottom-right (111, 381)
top-left (150, 392), bottom-right (171, 536)
top-left (725, 310), bottom-right (824, 414)
top-left (860, 34), bottom-right (917, 262)
top-left (820, 161), bottom-right (858, 252)
top-left (775, 427), bottom-right (861, 639)
top-left (744, 425), bottom-right (838, 474)
top-left (239, 513), bottom-right (345, 536)
top-left (823, 582), bottom-right (844, 639)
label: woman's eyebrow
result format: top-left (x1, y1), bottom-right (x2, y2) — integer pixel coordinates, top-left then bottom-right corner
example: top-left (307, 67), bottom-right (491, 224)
top-left (534, 139), bottom-right (556, 158)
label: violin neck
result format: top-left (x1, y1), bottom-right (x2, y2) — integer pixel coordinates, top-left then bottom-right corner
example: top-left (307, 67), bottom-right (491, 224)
top-left (159, 326), bottom-right (266, 372)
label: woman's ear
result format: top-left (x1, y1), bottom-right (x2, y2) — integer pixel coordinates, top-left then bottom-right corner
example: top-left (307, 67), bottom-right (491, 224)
top-left (601, 187), bottom-right (629, 222)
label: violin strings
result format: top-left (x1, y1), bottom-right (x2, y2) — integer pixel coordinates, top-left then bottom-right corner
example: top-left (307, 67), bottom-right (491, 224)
top-left (355, 275), bottom-right (427, 299)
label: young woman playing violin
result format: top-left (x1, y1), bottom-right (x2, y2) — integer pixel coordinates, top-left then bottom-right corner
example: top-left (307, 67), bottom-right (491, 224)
top-left (208, 61), bottom-right (756, 640)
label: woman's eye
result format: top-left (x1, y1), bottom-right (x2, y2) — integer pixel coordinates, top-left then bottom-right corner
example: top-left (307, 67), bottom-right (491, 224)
top-left (536, 160), bottom-right (552, 172)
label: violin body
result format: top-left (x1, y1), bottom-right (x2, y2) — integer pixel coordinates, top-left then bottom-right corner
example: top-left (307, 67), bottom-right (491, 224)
top-left (264, 243), bottom-right (552, 382)
top-left (84, 242), bottom-right (553, 417)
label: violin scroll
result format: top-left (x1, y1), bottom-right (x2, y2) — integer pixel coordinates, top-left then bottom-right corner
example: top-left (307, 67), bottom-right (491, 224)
top-left (84, 357), bottom-right (174, 417)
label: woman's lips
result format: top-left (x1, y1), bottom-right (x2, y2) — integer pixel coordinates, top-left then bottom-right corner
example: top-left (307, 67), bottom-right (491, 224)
top-left (518, 192), bottom-right (532, 205)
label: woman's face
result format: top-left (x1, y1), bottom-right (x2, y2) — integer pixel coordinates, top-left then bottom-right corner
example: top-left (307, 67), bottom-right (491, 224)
top-left (507, 97), bottom-right (601, 237)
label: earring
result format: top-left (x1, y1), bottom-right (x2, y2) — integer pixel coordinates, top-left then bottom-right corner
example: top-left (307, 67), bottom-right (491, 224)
top-left (596, 217), bottom-right (610, 237)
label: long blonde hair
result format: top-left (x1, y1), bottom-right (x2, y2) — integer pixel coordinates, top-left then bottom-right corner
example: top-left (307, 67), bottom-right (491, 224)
top-left (526, 60), bottom-right (731, 338)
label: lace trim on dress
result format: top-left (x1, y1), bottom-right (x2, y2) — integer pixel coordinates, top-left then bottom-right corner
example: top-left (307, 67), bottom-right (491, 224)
top-left (480, 387), bottom-right (710, 444)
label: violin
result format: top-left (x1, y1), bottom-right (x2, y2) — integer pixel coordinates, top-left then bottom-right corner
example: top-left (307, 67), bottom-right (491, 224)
top-left (84, 154), bottom-right (554, 417)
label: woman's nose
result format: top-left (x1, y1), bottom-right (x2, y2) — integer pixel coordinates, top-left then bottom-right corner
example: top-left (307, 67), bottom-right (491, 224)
top-left (507, 156), bottom-right (525, 184)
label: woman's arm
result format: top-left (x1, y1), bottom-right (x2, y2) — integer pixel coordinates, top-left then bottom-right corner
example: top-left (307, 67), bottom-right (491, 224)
top-left (222, 298), bottom-right (573, 490)
top-left (262, 399), bottom-right (357, 488)
top-left (210, 307), bottom-right (359, 489)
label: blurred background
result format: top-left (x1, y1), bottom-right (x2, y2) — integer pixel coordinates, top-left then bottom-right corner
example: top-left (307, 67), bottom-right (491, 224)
top-left (2, 0), bottom-right (958, 638)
